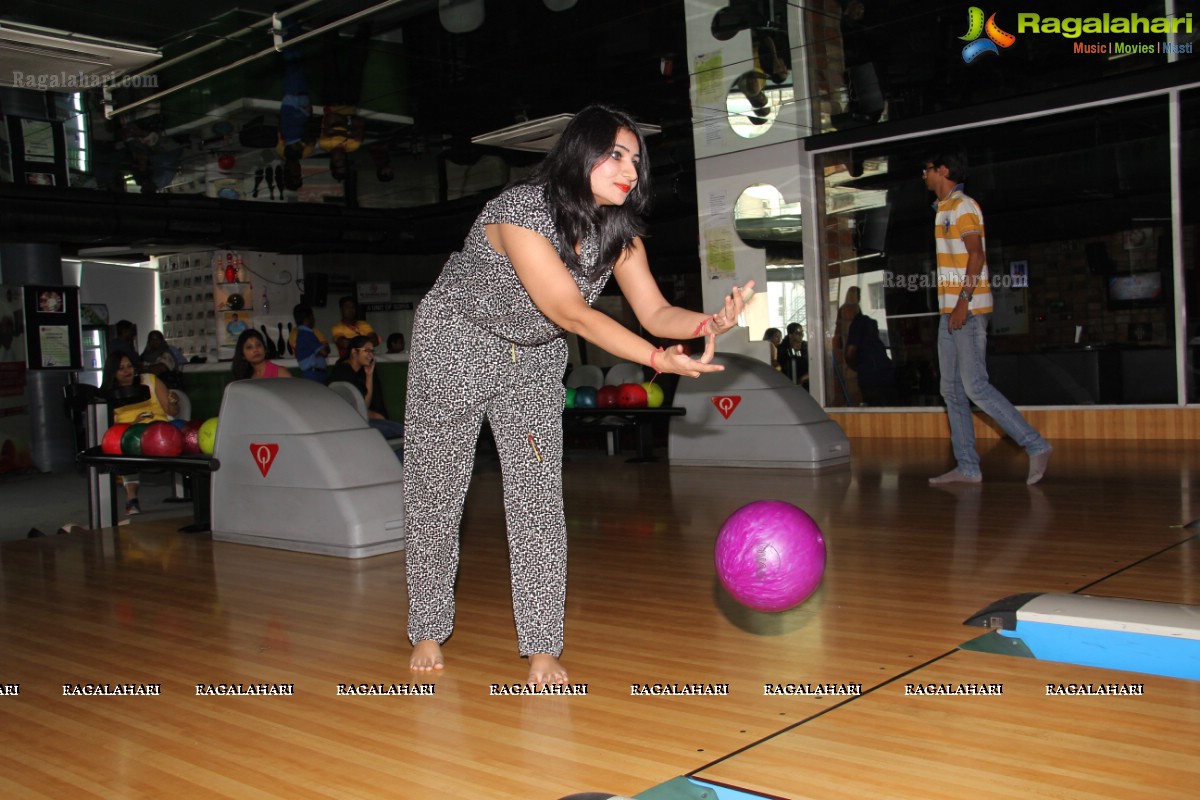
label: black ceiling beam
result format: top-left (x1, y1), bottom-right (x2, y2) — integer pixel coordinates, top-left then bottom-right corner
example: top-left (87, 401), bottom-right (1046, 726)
top-left (0, 183), bottom-right (484, 256)
top-left (806, 60), bottom-right (1200, 153)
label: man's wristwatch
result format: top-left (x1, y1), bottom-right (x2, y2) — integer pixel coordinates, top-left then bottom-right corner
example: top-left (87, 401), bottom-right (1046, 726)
top-left (958, 289), bottom-right (973, 302)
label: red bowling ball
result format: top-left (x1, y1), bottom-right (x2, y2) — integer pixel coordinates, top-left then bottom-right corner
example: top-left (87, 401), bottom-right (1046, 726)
top-left (596, 385), bottom-right (620, 409)
top-left (181, 420), bottom-right (203, 455)
top-left (141, 421), bottom-right (184, 457)
top-left (101, 423), bottom-right (132, 455)
top-left (616, 382), bottom-right (648, 408)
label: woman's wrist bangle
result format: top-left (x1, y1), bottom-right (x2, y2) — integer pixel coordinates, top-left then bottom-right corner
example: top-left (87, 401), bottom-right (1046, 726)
top-left (650, 346), bottom-right (664, 375)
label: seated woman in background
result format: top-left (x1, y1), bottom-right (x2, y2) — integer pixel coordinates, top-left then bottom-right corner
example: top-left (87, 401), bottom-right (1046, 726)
top-left (140, 329), bottom-right (183, 388)
top-left (231, 329), bottom-right (293, 380)
top-left (763, 327), bottom-right (782, 370)
top-left (101, 352), bottom-right (180, 515)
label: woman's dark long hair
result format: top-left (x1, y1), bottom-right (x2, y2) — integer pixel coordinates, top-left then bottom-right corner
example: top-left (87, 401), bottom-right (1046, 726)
top-left (141, 329), bottom-right (169, 361)
top-left (100, 353), bottom-right (135, 391)
top-left (231, 329), bottom-right (267, 381)
top-left (519, 104), bottom-right (652, 280)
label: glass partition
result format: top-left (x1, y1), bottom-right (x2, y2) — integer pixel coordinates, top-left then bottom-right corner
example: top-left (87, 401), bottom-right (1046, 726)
top-left (1183, 89), bottom-right (1200, 404)
top-left (805, 0), bottom-right (1185, 136)
top-left (817, 96), bottom-right (1175, 406)
top-left (734, 183), bottom-right (809, 385)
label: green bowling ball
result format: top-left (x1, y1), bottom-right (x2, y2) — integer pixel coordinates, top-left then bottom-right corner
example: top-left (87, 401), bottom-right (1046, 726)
top-left (120, 422), bottom-right (151, 456)
top-left (565, 387), bottom-right (577, 408)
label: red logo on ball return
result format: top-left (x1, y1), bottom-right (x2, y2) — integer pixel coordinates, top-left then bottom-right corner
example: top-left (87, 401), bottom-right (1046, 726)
top-left (712, 396), bottom-right (741, 419)
top-left (250, 443), bottom-right (279, 477)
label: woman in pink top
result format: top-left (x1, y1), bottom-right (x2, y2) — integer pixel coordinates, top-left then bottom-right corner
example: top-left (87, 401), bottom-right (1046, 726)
top-left (231, 329), bottom-right (293, 380)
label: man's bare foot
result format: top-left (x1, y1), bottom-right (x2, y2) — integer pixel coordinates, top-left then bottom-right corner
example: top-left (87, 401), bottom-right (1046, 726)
top-left (527, 653), bottom-right (568, 688)
top-left (410, 640), bottom-right (445, 672)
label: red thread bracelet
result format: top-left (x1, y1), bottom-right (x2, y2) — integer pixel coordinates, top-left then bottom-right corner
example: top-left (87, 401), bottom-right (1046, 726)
top-left (691, 317), bottom-right (711, 338)
top-left (650, 346), bottom-right (664, 375)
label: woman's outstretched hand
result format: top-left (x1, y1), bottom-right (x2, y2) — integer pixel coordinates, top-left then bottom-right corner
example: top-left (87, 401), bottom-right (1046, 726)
top-left (648, 281), bottom-right (757, 377)
top-left (694, 281), bottom-right (756, 362)
top-left (708, 281), bottom-right (756, 336)
top-left (655, 343), bottom-right (724, 378)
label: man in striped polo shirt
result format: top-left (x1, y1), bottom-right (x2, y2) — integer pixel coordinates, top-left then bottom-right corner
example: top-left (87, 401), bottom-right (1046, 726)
top-left (924, 150), bottom-right (1052, 485)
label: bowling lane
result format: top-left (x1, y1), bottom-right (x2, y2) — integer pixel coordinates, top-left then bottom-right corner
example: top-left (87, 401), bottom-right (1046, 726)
top-left (691, 648), bottom-right (1200, 800)
top-left (690, 531), bottom-right (1200, 800)
top-left (1076, 535), bottom-right (1199, 605)
top-left (1, 438), bottom-right (1196, 799)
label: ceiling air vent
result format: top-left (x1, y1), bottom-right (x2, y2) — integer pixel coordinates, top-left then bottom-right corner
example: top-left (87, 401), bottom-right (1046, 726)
top-left (0, 21), bottom-right (160, 91)
top-left (472, 114), bottom-right (660, 153)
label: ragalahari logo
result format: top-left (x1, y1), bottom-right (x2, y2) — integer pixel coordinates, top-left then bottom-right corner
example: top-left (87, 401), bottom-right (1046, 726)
top-left (960, 7), bottom-right (1017, 63)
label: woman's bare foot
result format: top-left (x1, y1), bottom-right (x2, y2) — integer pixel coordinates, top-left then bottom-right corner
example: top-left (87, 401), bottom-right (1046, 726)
top-left (527, 653), bottom-right (568, 687)
top-left (410, 640), bottom-right (445, 672)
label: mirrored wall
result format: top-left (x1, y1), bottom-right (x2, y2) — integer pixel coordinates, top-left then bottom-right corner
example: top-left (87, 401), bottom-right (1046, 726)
top-left (813, 95), bottom-right (1189, 406)
top-left (1182, 88), bottom-right (1200, 404)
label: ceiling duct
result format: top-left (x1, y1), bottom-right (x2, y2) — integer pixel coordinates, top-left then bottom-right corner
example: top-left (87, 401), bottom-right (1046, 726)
top-left (0, 21), bottom-right (160, 90)
top-left (472, 114), bottom-right (661, 153)
top-left (438, 0), bottom-right (485, 34)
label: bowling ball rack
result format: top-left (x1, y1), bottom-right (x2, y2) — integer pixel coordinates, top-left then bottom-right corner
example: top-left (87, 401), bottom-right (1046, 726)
top-left (562, 407), bottom-right (684, 463)
top-left (77, 447), bottom-right (220, 533)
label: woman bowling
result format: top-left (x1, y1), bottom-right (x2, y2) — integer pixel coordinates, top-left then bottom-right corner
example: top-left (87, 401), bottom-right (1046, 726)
top-left (404, 104), bottom-right (753, 687)
top-left (101, 352), bottom-right (179, 515)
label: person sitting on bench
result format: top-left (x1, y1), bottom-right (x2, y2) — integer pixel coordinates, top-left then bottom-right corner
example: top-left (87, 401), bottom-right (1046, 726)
top-left (102, 352), bottom-right (180, 515)
top-left (328, 335), bottom-right (404, 441)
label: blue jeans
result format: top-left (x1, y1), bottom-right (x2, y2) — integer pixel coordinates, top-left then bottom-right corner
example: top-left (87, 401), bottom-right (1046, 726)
top-left (938, 314), bottom-right (1049, 477)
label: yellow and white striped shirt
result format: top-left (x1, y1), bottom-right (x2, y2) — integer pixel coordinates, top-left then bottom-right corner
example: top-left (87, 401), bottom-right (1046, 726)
top-left (934, 187), bottom-right (992, 315)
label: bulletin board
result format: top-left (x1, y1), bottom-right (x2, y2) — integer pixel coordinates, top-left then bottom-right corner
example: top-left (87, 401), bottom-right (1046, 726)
top-left (22, 285), bottom-right (81, 369)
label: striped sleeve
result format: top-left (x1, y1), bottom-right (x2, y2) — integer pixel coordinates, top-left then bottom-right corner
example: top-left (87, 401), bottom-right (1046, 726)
top-left (935, 194), bottom-right (992, 314)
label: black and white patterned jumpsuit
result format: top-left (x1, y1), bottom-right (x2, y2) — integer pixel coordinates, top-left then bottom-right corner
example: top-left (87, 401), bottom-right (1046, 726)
top-left (403, 183), bottom-right (611, 657)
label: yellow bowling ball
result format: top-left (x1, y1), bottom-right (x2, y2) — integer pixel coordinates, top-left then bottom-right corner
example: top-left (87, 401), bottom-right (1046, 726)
top-left (640, 381), bottom-right (665, 408)
top-left (198, 417), bottom-right (219, 455)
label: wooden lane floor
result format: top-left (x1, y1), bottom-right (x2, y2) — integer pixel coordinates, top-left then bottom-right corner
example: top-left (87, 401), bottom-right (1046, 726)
top-left (0, 438), bottom-right (1196, 798)
top-left (693, 537), bottom-right (1200, 799)
top-left (694, 649), bottom-right (1199, 800)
